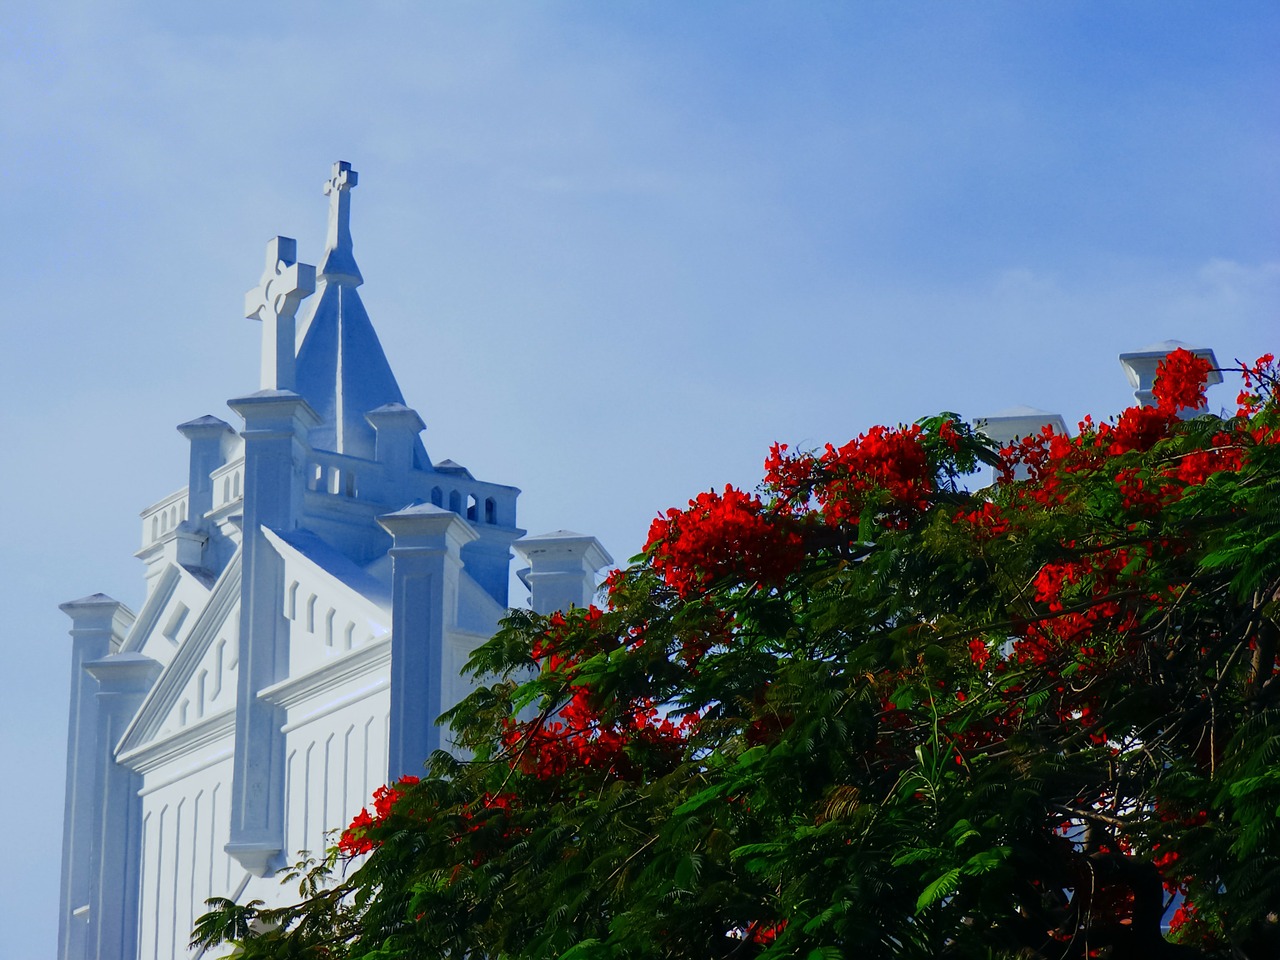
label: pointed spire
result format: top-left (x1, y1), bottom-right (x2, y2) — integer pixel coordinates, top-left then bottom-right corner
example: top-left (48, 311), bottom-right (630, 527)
top-left (295, 161), bottom-right (418, 462)
top-left (318, 161), bottom-right (363, 286)
top-left (245, 237), bottom-right (315, 391)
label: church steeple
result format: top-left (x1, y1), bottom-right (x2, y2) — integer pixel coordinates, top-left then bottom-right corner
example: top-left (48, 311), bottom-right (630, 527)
top-left (317, 161), bottom-right (363, 287)
top-left (294, 161), bottom-right (419, 463)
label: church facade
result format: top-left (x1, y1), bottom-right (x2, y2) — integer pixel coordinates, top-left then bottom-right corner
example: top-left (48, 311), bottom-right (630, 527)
top-left (57, 162), bottom-right (612, 960)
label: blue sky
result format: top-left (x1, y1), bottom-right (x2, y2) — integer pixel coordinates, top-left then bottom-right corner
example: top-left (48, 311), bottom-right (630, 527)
top-left (2, 3), bottom-right (1276, 954)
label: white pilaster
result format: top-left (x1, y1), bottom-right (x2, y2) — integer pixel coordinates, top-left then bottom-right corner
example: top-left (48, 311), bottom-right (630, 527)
top-left (82, 652), bottom-right (162, 960)
top-left (57, 595), bottom-right (135, 960)
top-left (514, 530), bottom-right (613, 615)
top-left (462, 527), bottom-right (524, 608)
top-left (378, 503), bottom-right (478, 780)
top-left (224, 390), bottom-right (319, 876)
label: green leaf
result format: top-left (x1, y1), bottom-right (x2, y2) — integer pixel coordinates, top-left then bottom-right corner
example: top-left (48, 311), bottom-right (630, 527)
top-left (673, 783), bottom-right (727, 816)
top-left (891, 847), bottom-right (944, 867)
top-left (961, 847), bottom-right (1011, 876)
top-left (673, 853), bottom-right (703, 890)
top-left (557, 938), bottom-right (605, 960)
top-left (916, 867), bottom-right (962, 913)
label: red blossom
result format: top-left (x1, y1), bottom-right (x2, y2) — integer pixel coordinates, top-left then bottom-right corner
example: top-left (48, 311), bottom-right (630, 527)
top-left (763, 442), bottom-right (815, 501)
top-left (530, 605), bottom-right (607, 673)
top-left (503, 693), bottom-right (699, 782)
top-left (953, 501), bottom-right (1009, 539)
top-left (338, 774), bottom-right (421, 856)
top-left (816, 424), bottom-right (932, 526)
top-left (1109, 404), bottom-right (1175, 454)
top-left (747, 919), bottom-right (787, 944)
top-left (645, 485), bottom-right (803, 597)
top-left (1152, 347), bottom-right (1214, 415)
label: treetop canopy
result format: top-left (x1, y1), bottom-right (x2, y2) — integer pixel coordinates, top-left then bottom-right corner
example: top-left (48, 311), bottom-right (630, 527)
top-left (196, 349), bottom-right (1280, 960)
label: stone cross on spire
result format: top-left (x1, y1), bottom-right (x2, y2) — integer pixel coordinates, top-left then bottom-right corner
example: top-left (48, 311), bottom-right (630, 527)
top-left (317, 160), bottom-right (363, 286)
top-left (244, 236), bottom-right (316, 392)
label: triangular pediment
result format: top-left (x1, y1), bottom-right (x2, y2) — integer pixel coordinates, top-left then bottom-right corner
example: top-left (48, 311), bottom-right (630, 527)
top-left (263, 527), bottom-right (392, 679)
top-left (117, 549), bottom-right (243, 759)
top-left (118, 560), bottom-right (221, 667)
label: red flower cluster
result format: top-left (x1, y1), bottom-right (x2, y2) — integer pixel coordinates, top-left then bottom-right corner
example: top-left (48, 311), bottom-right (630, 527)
top-left (953, 501), bottom-right (1010, 540)
top-left (997, 423), bottom-right (1086, 502)
top-left (1236, 352), bottom-right (1275, 415)
top-left (813, 425), bottom-right (932, 527)
top-left (1167, 898), bottom-right (1221, 948)
top-left (1016, 549), bottom-right (1140, 670)
top-left (529, 606), bottom-right (606, 673)
top-left (645, 485), bottom-right (803, 597)
top-left (763, 442), bottom-right (814, 499)
top-left (766, 425), bottom-right (935, 528)
top-left (1107, 404), bottom-right (1176, 455)
top-left (968, 638), bottom-right (991, 670)
top-left (747, 919), bottom-right (787, 944)
top-left (1152, 347), bottom-right (1214, 415)
top-left (338, 774), bottom-right (421, 856)
top-left (1171, 439), bottom-right (1244, 487)
top-left (503, 692), bottom-right (698, 782)
top-left (998, 351), bottom-right (1270, 515)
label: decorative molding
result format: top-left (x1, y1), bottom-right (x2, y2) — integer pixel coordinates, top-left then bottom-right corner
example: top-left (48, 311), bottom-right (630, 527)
top-left (118, 565), bottom-right (180, 653)
top-left (120, 708), bottom-right (236, 781)
top-left (260, 635), bottom-right (392, 714)
top-left (116, 550), bottom-right (243, 754)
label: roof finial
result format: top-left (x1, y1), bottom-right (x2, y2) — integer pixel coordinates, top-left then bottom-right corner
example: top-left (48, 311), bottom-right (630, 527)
top-left (318, 161), bottom-right (363, 286)
top-left (245, 237), bottom-right (316, 391)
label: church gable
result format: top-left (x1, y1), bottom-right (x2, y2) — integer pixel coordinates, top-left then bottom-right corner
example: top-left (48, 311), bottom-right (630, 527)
top-left (264, 527), bottom-right (391, 682)
top-left (129, 566), bottom-right (223, 668)
top-left (117, 563), bottom-right (216, 668)
top-left (116, 554), bottom-right (243, 761)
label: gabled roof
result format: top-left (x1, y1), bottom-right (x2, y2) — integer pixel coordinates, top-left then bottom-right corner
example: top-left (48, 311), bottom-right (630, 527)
top-left (115, 547), bottom-right (244, 758)
top-left (264, 527), bottom-right (393, 610)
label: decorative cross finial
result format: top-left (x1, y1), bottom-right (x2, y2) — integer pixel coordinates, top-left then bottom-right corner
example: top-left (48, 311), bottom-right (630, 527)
top-left (318, 160), bottom-right (363, 286)
top-left (326, 161), bottom-right (357, 196)
top-left (245, 236), bottom-right (316, 391)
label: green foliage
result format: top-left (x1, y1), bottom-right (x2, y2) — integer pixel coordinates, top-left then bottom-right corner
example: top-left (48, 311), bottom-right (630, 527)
top-left (194, 356), bottom-right (1280, 959)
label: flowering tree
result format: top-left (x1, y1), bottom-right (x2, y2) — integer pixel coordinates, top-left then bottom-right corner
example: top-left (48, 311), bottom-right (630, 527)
top-left (195, 350), bottom-right (1280, 959)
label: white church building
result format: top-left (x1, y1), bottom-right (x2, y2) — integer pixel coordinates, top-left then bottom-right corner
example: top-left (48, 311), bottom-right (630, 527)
top-left (57, 162), bottom-right (613, 960)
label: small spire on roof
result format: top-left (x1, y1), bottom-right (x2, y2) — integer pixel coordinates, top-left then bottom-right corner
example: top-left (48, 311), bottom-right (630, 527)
top-left (318, 161), bottom-right (363, 286)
